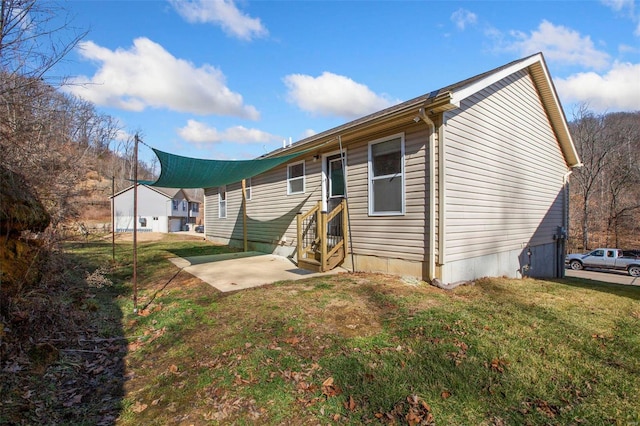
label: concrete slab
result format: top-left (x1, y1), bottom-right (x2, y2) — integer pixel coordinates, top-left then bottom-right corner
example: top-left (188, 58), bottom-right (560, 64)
top-left (169, 251), bottom-right (345, 292)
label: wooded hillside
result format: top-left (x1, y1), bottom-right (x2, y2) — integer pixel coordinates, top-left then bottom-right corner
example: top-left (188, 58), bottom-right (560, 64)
top-left (568, 107), bottom-right (640, 251)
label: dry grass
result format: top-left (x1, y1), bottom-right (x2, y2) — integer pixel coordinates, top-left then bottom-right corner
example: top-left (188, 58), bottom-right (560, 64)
top-left (4, 234), bottom-right (639, 425)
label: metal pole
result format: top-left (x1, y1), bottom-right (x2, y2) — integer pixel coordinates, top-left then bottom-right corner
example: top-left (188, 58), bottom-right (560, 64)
top-left (133, 135), bottom-right (139, 313)
top-left (338, 136), bottom-right (355, 272)
top-left (112, 176), bottom-right (115, 262)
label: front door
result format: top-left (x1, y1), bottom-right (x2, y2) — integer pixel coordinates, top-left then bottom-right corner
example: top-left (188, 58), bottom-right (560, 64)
top-left (326, 153), bottom-right (346, 212)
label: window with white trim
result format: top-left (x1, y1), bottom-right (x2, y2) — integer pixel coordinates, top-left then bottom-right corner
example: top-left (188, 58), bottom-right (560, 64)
top-left (218, 186), bottom-right (226, 218)
top-left (368, 134), bottom-right (405, 215)
top-left (287, 161), bottom-right (305, 195)
top-left (245, 178), bottom-right (252, 200)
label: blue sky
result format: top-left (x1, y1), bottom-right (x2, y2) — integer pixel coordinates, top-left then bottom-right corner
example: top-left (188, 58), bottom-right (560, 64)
top-left (56, 0), bottom-right (640, 164)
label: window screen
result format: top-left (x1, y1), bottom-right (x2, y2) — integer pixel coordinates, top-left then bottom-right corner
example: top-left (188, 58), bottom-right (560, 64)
top-left (369, 136), bottom-right (404, 215)
top-left (288, 161), bottom-right (305, 194)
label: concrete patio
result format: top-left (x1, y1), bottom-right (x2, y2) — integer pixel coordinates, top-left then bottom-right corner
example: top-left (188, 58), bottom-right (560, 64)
top-left (169, 251), bottom-right (346, 292)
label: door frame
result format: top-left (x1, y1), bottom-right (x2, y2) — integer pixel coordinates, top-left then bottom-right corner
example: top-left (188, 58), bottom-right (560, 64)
top-left (321, 149), bottom-right (347, 212)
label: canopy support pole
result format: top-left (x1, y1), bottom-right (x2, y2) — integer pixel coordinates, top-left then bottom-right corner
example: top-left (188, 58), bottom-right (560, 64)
top-left (133, 134), bottom-right (139, 314)
top-left (242, 179), bottom-right (248, 252)
top-left (111, 176), bottom-right (115, 262)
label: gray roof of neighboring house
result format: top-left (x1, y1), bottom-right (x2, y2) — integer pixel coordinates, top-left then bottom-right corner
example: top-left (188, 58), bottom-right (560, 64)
top-left (112, 184), bottom-right (202, 203)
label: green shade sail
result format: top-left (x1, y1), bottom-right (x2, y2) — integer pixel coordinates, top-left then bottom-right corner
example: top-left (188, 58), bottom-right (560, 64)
top-left (141, 148), bottom-right (305, 189)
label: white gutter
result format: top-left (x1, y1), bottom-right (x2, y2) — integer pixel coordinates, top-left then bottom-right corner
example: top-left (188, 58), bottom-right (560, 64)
top-left (417, 108), bottom-right (436, 281)
top-left (438, 117), bottom-right (446, 274)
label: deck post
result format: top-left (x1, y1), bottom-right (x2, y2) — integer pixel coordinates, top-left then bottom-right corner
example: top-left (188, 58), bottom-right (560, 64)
top-left (241, 179), bottom-right (248, 252)
top-left (296, 212), bottom-right (303, 263)
top-left (320, 210), bottom-right (328, 272)
top-left (341, 199), bottom-right (348, 254)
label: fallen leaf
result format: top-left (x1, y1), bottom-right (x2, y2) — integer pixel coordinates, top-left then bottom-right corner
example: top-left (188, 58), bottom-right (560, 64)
top-left (131, 401), bottom-right (148, 413)
top-left (344, 395), bottom-right (356, 411)
top-left (322, 377), bottom-right (334, 387)
top-left (169, 364), bottom-right (179, 373)
top-left (284, 336), bottom-right (300, 345)
top-left (441, 391), bottom-right (451, 399)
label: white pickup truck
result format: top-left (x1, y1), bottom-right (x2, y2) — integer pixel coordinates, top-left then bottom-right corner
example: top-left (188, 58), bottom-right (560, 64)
top-left (566, 248), bottom-right (640, 277)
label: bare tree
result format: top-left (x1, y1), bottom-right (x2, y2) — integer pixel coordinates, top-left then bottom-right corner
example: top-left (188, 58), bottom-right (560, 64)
top-left (569, 107), bottom-right (640, 250)
top-left (602, 112), bottom-right (640, 247)
top-left (0, 0), bottom-right (86, 85)
top-left (569, 105), bottom-right (614, 249)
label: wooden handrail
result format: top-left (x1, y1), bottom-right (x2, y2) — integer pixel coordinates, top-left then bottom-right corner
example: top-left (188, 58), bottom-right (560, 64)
top-left (299, 201), bottom-right (321, 222)
top-left (297, 199), bottom-right (347, 272)
top-left (327, 239), bottom-right (344, 259)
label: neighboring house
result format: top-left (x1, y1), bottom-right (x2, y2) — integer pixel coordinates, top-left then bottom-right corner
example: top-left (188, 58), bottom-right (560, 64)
top-left (203, 53), bottom-right (581, 284)
top-left (112, 184), bottom-right (202, 232)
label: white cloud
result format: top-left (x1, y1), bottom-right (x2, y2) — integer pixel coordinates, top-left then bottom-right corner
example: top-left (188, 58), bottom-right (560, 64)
top-left (451, 8), bottom-right (477, 30)
top-left (555, 61), bottom-right (640, 111)
top-left (619, 43), bottom-right (640, 54)
top-left (301, 129), bottom-right (317, 139)
top-left (178, 119), bottom-right (279, 144)
top-left (601, 0), bottom-right (640, 35)
top-left (283, 72), bottom-right (397, 118)
top-left (170, 0), bottom-right (267, 41)
top-left (505, 20), bottom-right (610, 70)
top-left (600, 0), bottom-right (635, 12)
top-left (66, 38), bottom-right (259, 119)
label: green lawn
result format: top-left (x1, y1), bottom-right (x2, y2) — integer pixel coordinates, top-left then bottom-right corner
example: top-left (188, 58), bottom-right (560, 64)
top-left (61, 235), bottom-right (640, 424)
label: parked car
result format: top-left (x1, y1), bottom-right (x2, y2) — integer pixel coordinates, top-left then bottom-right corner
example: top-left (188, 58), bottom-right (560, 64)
top-left (566, 248), bottom-right (640, 277)
top-left (195, 225), bottom-right (204, 233)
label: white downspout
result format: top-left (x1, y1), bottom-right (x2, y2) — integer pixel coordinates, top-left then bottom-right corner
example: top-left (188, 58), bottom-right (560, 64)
top-left (562, 170), bottom-right (573, 233)
top-left (417, 108), bottom-right (436, 281)
top-left (438, 120), bottom-right (446, 273)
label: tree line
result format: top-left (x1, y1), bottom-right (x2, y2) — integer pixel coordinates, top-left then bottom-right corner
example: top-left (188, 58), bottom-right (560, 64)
top-left (568, 106), bottom-right (640, 251)
top-left (1, 0), bottom-right (154, 229)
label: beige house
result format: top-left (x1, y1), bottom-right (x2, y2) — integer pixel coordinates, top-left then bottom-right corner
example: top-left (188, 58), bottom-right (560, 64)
top-left (203, 53), bottom-right (581, 285)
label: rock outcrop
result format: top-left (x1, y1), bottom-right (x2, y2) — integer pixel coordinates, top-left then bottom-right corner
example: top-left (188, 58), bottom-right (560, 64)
top-left (0, 165), bottom-right (51, 295)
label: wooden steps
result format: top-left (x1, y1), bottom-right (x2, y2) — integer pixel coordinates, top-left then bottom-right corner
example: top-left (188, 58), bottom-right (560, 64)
top-left (298, 247), bottom-right (344, 273)
top-left (296, 199), bottom-right (348, 273)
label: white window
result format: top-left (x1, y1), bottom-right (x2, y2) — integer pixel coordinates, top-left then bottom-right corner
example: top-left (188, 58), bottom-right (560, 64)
top-left (368, 134), bottom-right (405, 215)
top-left (182, 200), bottom-right (187, 211)
top-left (245, 178), bottom-right (252, 200)
top-left (287, 161), bottom-right (305, 195)
top-left (218, 186), bottom-right (226, 218)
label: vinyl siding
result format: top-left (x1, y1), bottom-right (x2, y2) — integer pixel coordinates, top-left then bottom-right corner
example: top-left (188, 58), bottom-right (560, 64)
top-left (204, 123), bottom-right (431, 262)
top-left (443, 68), bottom-right (568, 263)
top-left (335, 125), bottom-right (429, 261)
top-left (205, 155), bottom-right (322, 246)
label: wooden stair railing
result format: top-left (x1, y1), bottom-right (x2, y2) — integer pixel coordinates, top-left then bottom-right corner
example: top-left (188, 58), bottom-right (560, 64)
top-left (296, 199), bottom-right (347, 272)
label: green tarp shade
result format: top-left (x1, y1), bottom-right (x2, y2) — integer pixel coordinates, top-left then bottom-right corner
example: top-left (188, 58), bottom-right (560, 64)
top-left (140, 148), bottom-right (306, 189)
